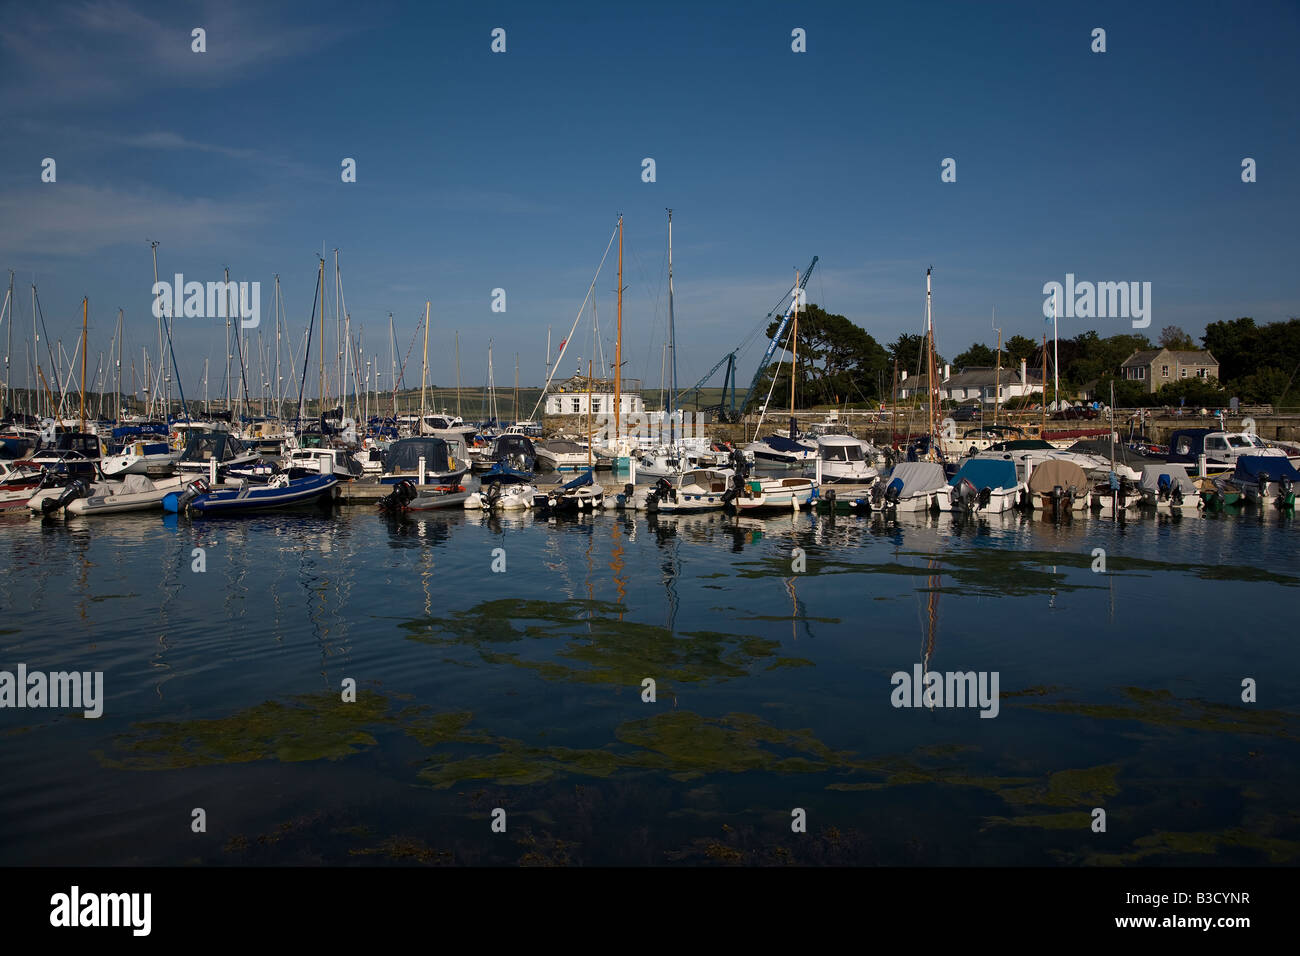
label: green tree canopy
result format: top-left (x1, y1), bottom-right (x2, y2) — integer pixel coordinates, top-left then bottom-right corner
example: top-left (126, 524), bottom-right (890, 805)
top-left (755, 304), bottom-right (888, 408)
top-left (1159, 325), bottom-right (1196, 350)
top-left (952, 342), bottom-right (996, 368)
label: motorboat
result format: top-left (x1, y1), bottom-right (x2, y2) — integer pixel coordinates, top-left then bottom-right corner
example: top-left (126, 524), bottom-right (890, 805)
top-left (1230, 455), bottom-right (1299, 510)
top-left (872, 462), bottom-right (950, 513)
top-left (947, 458), bottom-right (1023, 514)
top-left (815, 435), bottom-right (879, 484)
top-left (533, 469), bottom-right (604, 513)
top-left (1138, 463), bottom-right (1203, 514)
top-left (731, 475), bottom-right (817, 514)
top-left (478, 434), bottom-right (537, 482)
top-left (28, 473), bottom-right (187, 516)
top-left (742, 432), bottom-right (816, 466)
top-left (163, 473), bottom-right (339, 515)
top-left (100, 437), bottom-right (180, 477)
top-left (377, 480), bottom-right (473, 512)
top-left (174, 431), bottom-right (263, 480)
top-left (646, 468), bottom-right (734, 513)
top-left (535, 438), bottom-right (598, 471)
top-left (1025, 459), bottom-right (1090, 516)
top-left (283, 446), bottom-right (364, 480)
top-left (465, 482), bottom-right (538, 511)
top-left (0, 460), bottom-right (48, 510)
top-left (378, 437), bottom-right (470, 485)
top-left (17, 432), bottom-right (104, 480)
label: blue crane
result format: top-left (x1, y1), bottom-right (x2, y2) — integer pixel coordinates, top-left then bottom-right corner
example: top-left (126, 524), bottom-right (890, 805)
top-left (737, 256), bottom-right (817, 417)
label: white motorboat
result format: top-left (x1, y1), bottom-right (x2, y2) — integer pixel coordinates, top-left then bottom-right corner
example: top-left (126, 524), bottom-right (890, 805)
top-left (1025, 459), bottom-right (1090, 515)
top-left (1229, 456), bottom-right (1299, 510)
top-left (742, 432), bottom-right (817, 465)
top-left (535, 439), bottom-right (595, 471)
top-left (947, 458), bottom-right (1024, 514)
top-left (815, 435), bottom-right (879, 484)
top-left (100, 438), bottom-right (180, 477)
top-left (465, 482), bottom-right (538, 511)
top-left (284, 446), bottom-right (364, 480)
top-left (1138, 463), bottom-right (1203, 514)
top-left (875, 462), bottom-right (950, 513)
top-left (647, 468), bottom-right (735, 513)
top-left (731, 475), bottom-right (816, 513)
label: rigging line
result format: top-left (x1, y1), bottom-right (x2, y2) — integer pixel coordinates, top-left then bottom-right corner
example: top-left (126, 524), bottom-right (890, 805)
top-left (527, 221), bottom-right (620, 422)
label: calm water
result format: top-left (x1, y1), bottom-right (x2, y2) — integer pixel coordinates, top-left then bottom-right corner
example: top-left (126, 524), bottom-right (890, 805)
top-left (1, 496), bottom-right (1298, 866)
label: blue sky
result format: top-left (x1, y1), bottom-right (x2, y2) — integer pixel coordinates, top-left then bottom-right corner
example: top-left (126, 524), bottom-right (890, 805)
top-left (2, 0), bottom-right (1297, 404)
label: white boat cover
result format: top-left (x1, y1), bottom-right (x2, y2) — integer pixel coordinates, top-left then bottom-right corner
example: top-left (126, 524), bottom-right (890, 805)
top-left (883, 462), bottom-right (948, 497)
top-left (1139, 463), bottom-right (1198, 496)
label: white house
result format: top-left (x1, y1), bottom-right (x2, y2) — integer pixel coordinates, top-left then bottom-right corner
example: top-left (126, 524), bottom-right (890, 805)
top-left (544, 375), bottom-right (644, 416)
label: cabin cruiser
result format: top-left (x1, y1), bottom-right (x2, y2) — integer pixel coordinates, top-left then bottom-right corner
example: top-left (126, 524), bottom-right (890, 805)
top-left (18, 432), bottom-right (105, 480)
top-left (535, 438), bottom-right (599, 471)
top-left (410, 413), bottom-right (478, 443)
top-left (815, 435), bottom-right (878, 483)
top-left (946, 424), bottom-right (1028, 456)
top-left (100, 437), bottom-right (180, 477)
top-left (284, 446), bottom-right (364, 480)
top-left (743, 432), bottom-right (817, 465)
top-left (476, 434), bottom-right (537, 480)
top-left (1166, 429), bottom-right (1298, 472)
top-left (379, 436), bottom-right (470, 486)
top-left (647, 468), bottom-right (735, 513)
top-left (174, 431), bottom-right (264, 480)
top-left (356, 438), bottom-right (388, 474)
top-left (1230, 456), bottom-right (1299, 509)
top-left (947, 458), bottom-right (1023, 514)
top-left (1063, 438), bottom-right (1166, 482)
top-left (1137, 463), bottom-right (1202, 514)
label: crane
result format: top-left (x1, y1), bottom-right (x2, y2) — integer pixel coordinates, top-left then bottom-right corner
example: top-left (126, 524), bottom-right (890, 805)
top-left (736, 256), bottom-right (817, 418)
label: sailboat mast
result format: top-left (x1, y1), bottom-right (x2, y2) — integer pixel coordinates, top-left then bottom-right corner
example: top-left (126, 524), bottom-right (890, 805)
top-left (420, 301), bottom-right (430, 433)
top-left (1041, 333), bottom-right (1048, 433)
top-left (3, 271), bottom-right (11, 415)
top-left (116, 308), bottom-right (123, 423)
top-left (587, 359), bottom-right (593, 471)
top-left (1053, 289), bottom-right (1060, 406)
top-left (791, 268), bottom-right (799, 418)
top-left (614, 214), bottom-right (623, 444)
top-left (993, 311), bottom-right (1001, 430)
top-left (79, 297), bottom-right (87, 431)
top-left (667, 208), bottom-right (676, 440)
top-left (514, 353), bottom-right (519, 423)
top-left (317, 258), bottom-right (327, 417)
top-left (454, 330), bottom-right (462, 418)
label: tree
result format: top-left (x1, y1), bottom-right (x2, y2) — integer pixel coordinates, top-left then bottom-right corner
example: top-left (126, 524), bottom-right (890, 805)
top-left (1159, 326), bottom-right (1196, 350)
top-left (1004, 335), bottom-right (1039, 366)
top-left (1234, 367), bottom-right (1291, 406)
top-left (952, 342), bottom-right (996, 368)
top-left (755, 304), bottom-right (888, 408)
top-left (1155, 376), bottom-right (1227, 407)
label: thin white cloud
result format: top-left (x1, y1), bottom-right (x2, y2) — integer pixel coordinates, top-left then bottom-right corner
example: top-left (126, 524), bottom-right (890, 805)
top-left (0, 184), bottom-right (267, 258)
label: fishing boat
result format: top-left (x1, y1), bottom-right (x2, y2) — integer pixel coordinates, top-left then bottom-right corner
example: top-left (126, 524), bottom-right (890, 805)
top-left (1196, 473), bottom-right (1243, 511)
top-left (1230, 456), bottom-right (1299, 510)
top-left (947, 458), bottom-right (1023, 514)
top-left (1026, 459), bottom-right (1090, 517)
top-left (646, 468), bottom-right (735, 513)
top-left (378, 437), bottom-right (470, 485)
top-left (873, 462), bottom-right (950, 513)
top-left (163, 473), bottom-right (339, 515)
top-left (1137, 463), bottom-right (1202, 514)
top-left (100, 437), bottom-right (180, 477)
top-left (815, 435), bottom-right (879, 483)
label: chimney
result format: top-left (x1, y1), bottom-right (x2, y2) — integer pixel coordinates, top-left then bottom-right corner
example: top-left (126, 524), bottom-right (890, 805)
top-left (900, 370), bottom-right (908, 382)
top-left (943, 364), bottom-right (950, 381)
top-left (1020, 358), bottom-right (1027, 384)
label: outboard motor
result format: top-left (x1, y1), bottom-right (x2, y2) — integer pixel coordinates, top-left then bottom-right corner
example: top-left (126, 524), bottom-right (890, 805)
top-left (977, 485), bottom-right (993, 510)
top-left (1257, 471), bottom-right (1270, 502)
top-left (651, 477), bottom-right (673, 505)
top-left (377, 479), bottom-right (418, 512)
top-left (484, 482), bottom-right (503, 508)
top-left (824, 487), bottom-right (837, 511)
top-left (1051, 484), bottom-right (1065, 520)
top-left (884, 476), bottom-right (904, 506)
top-left (42, 478), bottom-right (90, 514)
top-left (869, 481), bottom-right (885, 509)
top-left (175, 477), bottom-right (211, 513)
top-left (952, 478), bottom-right (976, 512)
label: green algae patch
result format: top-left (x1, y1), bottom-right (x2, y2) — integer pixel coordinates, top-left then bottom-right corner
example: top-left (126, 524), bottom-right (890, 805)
top-left (766, 657), bottom-right (815, 670)
top-left (1081, 828), bottom-right (1300, 865)
top-left (982, 811), bottom-right (1093, 831)
top-left (1018, 687), bottom-right (1299, 738)
top-left (1000, 764), bottom-right (1121, 808)
top-left (401, 597), bottom-right (784, 688)
top-left (99, 692), bottom-right (394, 770)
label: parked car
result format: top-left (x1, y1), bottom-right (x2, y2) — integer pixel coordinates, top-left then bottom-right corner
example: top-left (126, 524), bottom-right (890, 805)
top-left (951, 404), bottom-right (984, 423)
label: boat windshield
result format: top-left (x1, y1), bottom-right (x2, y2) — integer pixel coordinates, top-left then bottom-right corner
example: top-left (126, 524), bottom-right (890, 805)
top-left (1227, 435), bottom-right (1251, 448)
top-left (387, 439), bottom-right (451, 472)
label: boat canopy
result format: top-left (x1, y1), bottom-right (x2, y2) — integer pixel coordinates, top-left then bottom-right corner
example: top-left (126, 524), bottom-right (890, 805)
top-left (1166, 429), bottom-right (1212, 463)
top-left (950, 458), bottom-right (1019, 491)
top-left (494, 434), bottom-right (536, 457)
top-left (559, 469), bottom-right (594, 491)
top-left (1233, 455), bottom-right (1300, 482)
top-left (111, 423), bottom-right (167, 440)
top-left (180, 431), bottom-right (243, 462)
top-left (760, 434), bottom-right (809, 453)
top-left (386, 437), bottom-right (452, 473)
top-left (1139, 463), bottom-right (1198, 495)
top-left (1066, 439), bottom-right (1166, 467)
top-left (884, 462), bottom-right (948, 497)
top-left (1027, 459), bottom-right (1088, 494)
top-left (989, 439), bottom-right (1054, 452)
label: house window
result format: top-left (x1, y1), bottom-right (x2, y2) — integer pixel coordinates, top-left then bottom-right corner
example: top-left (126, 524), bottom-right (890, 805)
top-left (592, 399), bottom-right (601, 414)
top-left (1161, 365), bottom-right (1169, 377)
top-left (1135, 367), bottom-right (1145, 380)
top-left (571, 399), bottom-right (580, 413)
top-left (1197, 368), bottom-right (1206, 378)
top-left (1181, 368), bottom-right (1188, 378)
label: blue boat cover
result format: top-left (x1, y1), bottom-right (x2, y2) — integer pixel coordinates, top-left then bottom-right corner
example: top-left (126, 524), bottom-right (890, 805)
top-left (1234, 455), bottom-right (1300, 481)
top-left (950, 458), bottom-right (1019, 490)
top-left (559, 469), bottom-right (594, 491)
top-left (760, 434), bottom-right (808, 453)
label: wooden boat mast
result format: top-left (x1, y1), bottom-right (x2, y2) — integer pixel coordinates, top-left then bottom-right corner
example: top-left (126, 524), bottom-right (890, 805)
top-left (992, 308), bottom-right (1001, 429)
top-left (587, 359), bottom-right (593, 471)
top-left (1041, 333), bottom-right (1048, 434)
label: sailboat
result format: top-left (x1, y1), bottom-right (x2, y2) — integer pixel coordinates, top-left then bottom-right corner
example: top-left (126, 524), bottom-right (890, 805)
top-left (534, 360), bottom-right (604, 513)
